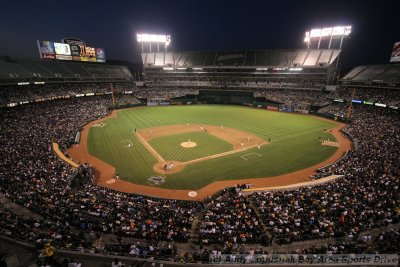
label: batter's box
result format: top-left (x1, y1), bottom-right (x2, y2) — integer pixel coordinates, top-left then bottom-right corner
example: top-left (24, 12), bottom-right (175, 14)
top-left (120, 140), bottom-right (133, 148)
top-left (241, 153), bottom-right (262, 161)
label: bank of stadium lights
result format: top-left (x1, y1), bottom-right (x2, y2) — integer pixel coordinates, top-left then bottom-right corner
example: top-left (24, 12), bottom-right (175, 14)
top-left (136, 33), bottom-right (171, 53)
top-left (304, 25), bottom-right (352, 49)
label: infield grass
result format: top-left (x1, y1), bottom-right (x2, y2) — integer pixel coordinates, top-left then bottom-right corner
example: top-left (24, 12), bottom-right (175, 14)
top-left (148, 132), bottom-right (232, 162)
top-left (88, 105), bottom-right (338, 189)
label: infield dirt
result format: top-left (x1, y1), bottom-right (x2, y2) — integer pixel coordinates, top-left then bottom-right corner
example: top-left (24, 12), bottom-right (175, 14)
top-left (136, 124), bottom-right (267, 174)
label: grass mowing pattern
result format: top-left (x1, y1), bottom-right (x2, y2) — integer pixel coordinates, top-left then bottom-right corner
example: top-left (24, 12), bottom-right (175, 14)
top-left (148, 132), bottom-right (232, 162)
top-left (88, 105), bottom-right (338, 190)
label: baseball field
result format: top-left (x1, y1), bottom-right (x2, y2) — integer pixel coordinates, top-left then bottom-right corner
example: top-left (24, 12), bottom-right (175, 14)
top-left (83, 105), bottom-right (340, 190)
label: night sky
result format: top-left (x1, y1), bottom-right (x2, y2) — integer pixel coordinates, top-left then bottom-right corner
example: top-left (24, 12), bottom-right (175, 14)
top-left (0, 0), bottom-right (398, 70)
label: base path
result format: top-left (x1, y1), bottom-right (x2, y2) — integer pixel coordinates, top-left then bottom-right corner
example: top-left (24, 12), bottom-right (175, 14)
top-left (137, 124), bottom-right (266, 150)
top-left (135, 124), bottom-right (268, 174)
top-left (67, 108), bottom-right (352, 202)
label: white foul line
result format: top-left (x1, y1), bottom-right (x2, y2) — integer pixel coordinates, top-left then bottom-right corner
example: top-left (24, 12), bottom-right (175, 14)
top-left (136, 133), bottom-right (165, 162)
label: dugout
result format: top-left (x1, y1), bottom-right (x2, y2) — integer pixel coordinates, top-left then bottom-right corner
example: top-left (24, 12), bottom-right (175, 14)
top-left (197, 89), bottom-right (254, 104)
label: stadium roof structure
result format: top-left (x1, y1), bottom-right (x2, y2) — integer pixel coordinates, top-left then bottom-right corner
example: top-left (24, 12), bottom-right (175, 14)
top-left (341, 64), bottom-right (400, 89)
top-left (141, 49), bottom-right (341, 69)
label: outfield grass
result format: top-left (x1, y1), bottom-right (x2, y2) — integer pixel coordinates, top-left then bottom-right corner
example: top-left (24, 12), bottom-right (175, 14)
top-left (88, 105), bottom-right (338, 189)
top-left (148, 132), bottom-right (232, 162)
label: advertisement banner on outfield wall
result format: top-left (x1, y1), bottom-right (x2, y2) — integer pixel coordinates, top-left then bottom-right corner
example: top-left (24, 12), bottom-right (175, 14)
top-left (280, 105), bottom-right (294, 112)
top-left (266, 106), bottom-right (279, 111)
top-left (147, 101), bottom-right (158, 106)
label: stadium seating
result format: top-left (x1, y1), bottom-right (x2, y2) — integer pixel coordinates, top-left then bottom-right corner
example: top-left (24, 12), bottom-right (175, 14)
top-left (341, 64), bottom-right (400, 83)
top-left (0, 57), bottom-right (132, 82)
top-left (142, 50), bottom-right (341, 68)
top-left (0, 82), bottom-right (136, 107)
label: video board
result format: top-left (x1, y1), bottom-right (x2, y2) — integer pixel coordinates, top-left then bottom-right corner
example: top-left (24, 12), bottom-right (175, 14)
top-left (37, 39), bottom-right (106, 63)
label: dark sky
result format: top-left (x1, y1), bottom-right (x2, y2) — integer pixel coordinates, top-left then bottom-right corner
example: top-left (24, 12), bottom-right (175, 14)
top-left (0, 0), bottom-right (398, 69)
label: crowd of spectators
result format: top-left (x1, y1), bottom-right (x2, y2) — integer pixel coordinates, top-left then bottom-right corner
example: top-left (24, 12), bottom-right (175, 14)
top-left (197, 187), bottom-right (269, 247)
top-left (148, 79), bottom-right (326, 90)
top-left (133, 87), bottom-right (198, 99)
top-left (248, 105), bottom-right (400, 244)
top-left (0, 82), bottom-right (135, 106)
top-left (255, 89), bottom-right (330, 106)
top-left (287, 228), bottom-right (400, 255)
top-left (0, 96), bottom-right (201, 255)
top-left (329, 87), bottom-right (400, 105)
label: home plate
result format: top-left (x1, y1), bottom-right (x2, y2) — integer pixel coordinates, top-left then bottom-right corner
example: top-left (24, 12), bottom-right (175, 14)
top-left (188, 191), bottom-right (198, 197)
top-left (106, 179), bottom-right (116, 184)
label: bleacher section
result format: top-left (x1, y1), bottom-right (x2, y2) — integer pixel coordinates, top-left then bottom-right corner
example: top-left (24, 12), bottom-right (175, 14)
top-left (0, 82), bottom-right (136, 108)
top-left (141, 50), bottom-right (341, 94)
top-left (142, 49), bottom-right (340, 67)
top-left (341, 64), bottom-right (400, 89)
top-left (0, 57), bottom-right (133, 83)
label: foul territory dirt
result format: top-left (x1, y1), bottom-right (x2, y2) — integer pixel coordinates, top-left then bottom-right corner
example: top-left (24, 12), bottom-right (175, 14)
top-left (67, 109), bottom-right (352, 202)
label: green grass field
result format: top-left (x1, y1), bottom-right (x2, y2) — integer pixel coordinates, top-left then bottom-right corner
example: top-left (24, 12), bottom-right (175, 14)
top-left (148, 132), bottom-right (232, 162)
top-left (88, 105), bottom-right (338, 189)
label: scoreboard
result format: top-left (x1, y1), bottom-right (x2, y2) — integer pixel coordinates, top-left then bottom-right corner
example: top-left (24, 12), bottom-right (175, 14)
top-left (390, 42), bottom-right (400, 62)
top-left (37, 38), bottom-right (106, 63)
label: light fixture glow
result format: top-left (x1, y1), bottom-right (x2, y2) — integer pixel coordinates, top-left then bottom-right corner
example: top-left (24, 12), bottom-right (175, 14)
top-left (137, 34), bottom-right (171, 46)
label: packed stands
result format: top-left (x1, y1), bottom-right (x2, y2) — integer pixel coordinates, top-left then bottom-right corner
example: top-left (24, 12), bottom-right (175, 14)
top-left (0, 82), bottom-right (136, 108)
top-left (0, 96), bottom-right (202, 251)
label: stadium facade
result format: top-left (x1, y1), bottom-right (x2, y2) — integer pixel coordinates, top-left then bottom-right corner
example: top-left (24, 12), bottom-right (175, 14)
top-left (141, 49), bottom-right (341, 90)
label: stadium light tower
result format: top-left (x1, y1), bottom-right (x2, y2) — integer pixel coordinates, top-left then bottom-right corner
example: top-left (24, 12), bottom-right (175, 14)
top-left (304, 25), bottom-right (352, 49)
top-left (136, 33), bottom-right (171, 53)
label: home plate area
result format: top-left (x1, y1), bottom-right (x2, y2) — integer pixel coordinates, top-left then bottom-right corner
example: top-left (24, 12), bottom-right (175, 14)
top-left (241, 153), bottom-right (263, 161)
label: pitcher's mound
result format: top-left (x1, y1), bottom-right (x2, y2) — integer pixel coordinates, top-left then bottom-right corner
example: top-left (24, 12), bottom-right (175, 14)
top-left (181, 141), bottom-right (197, 148)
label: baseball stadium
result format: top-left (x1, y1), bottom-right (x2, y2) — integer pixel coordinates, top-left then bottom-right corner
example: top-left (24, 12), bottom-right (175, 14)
top-left (0, 2), bottom-right (399, 267)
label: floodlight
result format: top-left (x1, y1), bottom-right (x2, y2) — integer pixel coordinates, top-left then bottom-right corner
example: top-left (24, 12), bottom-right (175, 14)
top-left (320, 27), bottom-right (333, 37)
top-left (310, 28), bottom-right (322, 38)
top-left (136, 34), bottom-right (171, 46)
top-left (304, 25), bottom-right (352, 49)
top-left (137, 33), bottom-right (171, 52)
